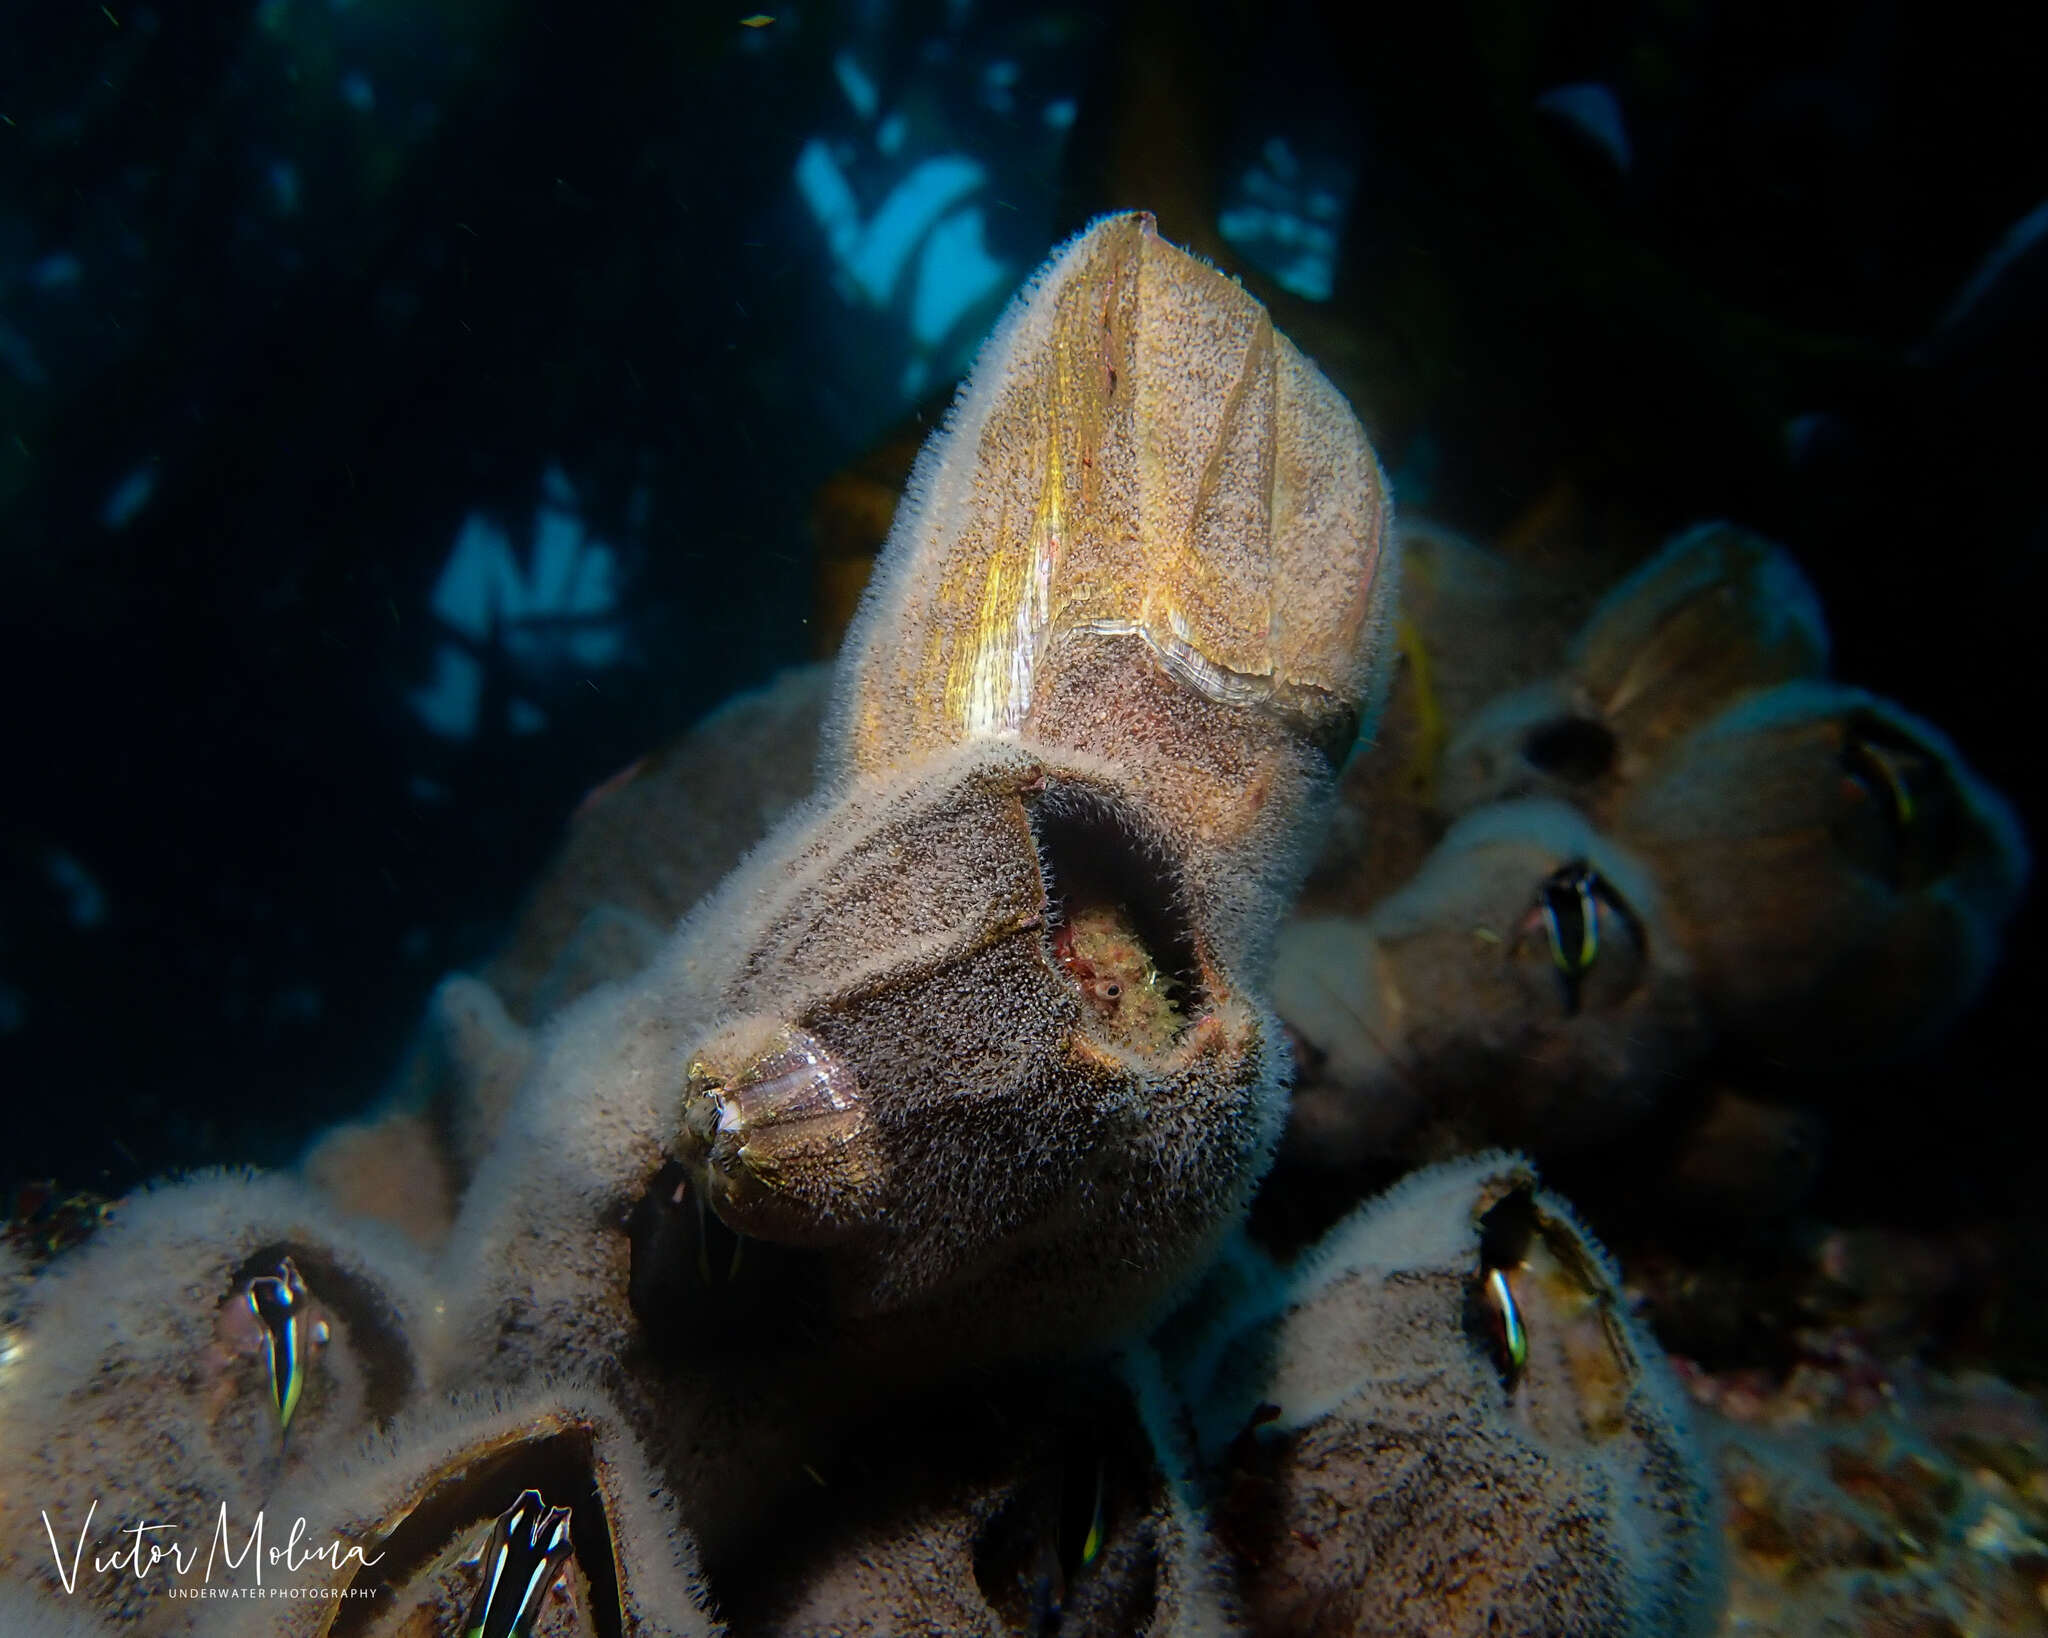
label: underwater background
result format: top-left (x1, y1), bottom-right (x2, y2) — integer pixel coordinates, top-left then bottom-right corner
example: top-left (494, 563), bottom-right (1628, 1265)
top-left (3, 0), bottom-right (2044, 1364)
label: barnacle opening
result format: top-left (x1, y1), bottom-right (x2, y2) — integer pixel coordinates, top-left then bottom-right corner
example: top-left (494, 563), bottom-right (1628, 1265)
top-left (324, 1424), bottom-right (626, 1638)
top-left (1512, 861), bottom-right (1649, 1017)
top-left (1523, 714), bottom-right (1618, 782)
top-left (1030, 786), bottom-right (1202, 1053)
top-left (1477, 1185), bottom-right (1539, 1270)
top-left (1836, 708), bottom-right (1962, 891)
top-left (1467, 1187), bottom-right (1638, 1434)
top-left (227, 1241), bottom-right (414, 1424)
top-left (1469, 1187), bottom-right (1538, 1390)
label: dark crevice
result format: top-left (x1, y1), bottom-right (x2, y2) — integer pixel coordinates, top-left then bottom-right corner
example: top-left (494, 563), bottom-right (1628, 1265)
top-left (627, 1161), bottom-right (828, 1361)
top-left (971, 1413), bottom-right (1158, 1637)
top-left (1468, 1188), bottom-right (1540, 1389)
top-left (1522, 715), bottom-right (1618, 782)
top-left (1478, 1186), bottom-right (1539, 1272)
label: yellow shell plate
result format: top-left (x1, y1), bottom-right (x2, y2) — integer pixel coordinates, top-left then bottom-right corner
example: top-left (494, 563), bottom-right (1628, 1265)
top-left (835, 212), bottom-right (1390, 775)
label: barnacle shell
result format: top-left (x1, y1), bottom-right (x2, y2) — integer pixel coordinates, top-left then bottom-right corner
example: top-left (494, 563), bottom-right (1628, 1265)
top-left (831, 210), bottom-right (1392, 782)
top-left (450, 743), bottom-right (1279, 1379)
top-left (448, 215), bottom-right (1393, 1410)
top-left (679, 1019), bottom-right (875, 1249)
top-left (1440, 522), bottom-right (1830, 823)
top-left (828, 210), bottom-right (1396, 969)
top-left (1615, 680), bottom-right (2030, 1063)
top-left (0, 1171), bottom-right (437, 1628)
top-left (228, 1384), bottom-right (716, 1637)
top-left (1275, 800), bottom-right (1705, 1167)
top-left (1175, 1154), bottom-right (1722, 1637)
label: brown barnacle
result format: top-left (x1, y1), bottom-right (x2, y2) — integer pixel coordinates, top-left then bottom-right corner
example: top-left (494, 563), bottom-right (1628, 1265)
top-left (263, 1386), bottom-right (717, 1638)
top-left (441, 211), bottom-right (1385, 1395)
top-left (1274, 800), bottom-right (1703, 1169)
top-left (1437, 521), bottom-right (1831, 826)
top-left (1182, 1154), bottom-right (1722, 1637)
top-left (0, 1171), bottom-right (436, 1628)
top-left (1614, 680), bottom-right (2029, 1065)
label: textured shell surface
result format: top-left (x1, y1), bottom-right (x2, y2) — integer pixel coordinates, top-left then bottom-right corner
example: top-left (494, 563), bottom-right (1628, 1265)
top-left (1172, 1154), bottom-right (1724, 1638)
top-left (829, 210), bottom-right (1393, 782)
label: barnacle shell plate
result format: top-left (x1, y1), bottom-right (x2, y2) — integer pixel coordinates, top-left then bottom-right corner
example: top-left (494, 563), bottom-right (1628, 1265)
top-left (834, 211), bottom-right (1391, 775)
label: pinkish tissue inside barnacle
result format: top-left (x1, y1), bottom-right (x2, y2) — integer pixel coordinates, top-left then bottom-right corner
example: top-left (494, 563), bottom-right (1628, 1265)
top-left (1030, 788), bottom-right (1201, 1056)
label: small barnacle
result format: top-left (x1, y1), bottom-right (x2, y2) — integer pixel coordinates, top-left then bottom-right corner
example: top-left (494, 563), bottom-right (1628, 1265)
top-left (257, 1385), bottom-right (718, 1637)
top-left (1616, 681), bottom-right (2030, 1064)
top-left (0, 1172), bottom-right (435, 1627)
top-left (1275, 801), bottom-right (1704, 1166)
top-left (1438, 521), bottom-right (1831, 825)
top-left (677, 1018), bottom-right (876, 1251)
top-left (1177, 1154), bottom-right (1724, 1638)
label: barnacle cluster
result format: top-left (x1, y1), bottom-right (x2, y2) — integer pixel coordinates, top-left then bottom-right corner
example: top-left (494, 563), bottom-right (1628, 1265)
top-left (1284, 519), bottom-right (2029, 1185)
top-left (15, 211), bottom-right (1982, 1636)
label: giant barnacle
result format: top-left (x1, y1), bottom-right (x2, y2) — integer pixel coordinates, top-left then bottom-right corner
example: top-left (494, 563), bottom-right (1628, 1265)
top-left (0, 216), bottom-right (1725, 1636)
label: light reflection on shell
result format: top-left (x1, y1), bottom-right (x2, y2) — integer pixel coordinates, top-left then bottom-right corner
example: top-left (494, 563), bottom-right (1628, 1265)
top-left (722, 1025), bottom-right (863, 1132)
top-left (833, 210), bottom-right (1392, 778)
